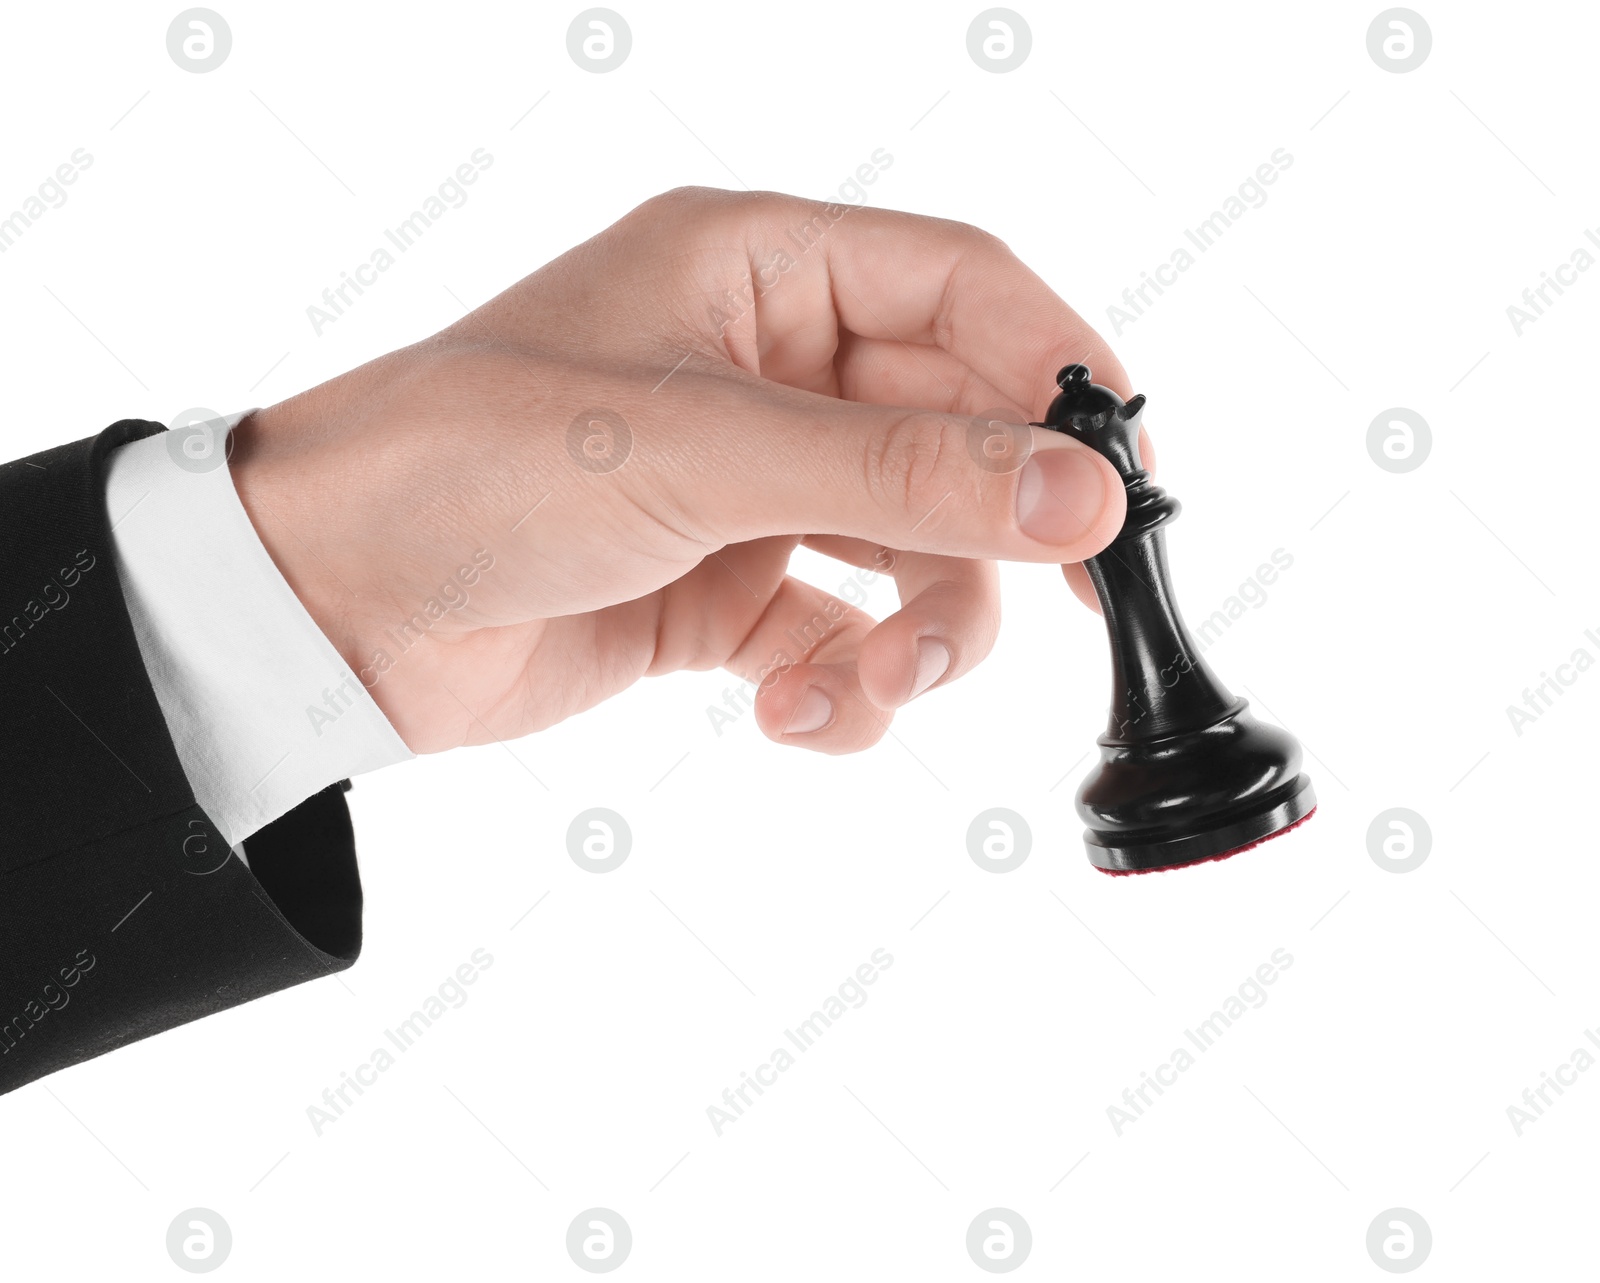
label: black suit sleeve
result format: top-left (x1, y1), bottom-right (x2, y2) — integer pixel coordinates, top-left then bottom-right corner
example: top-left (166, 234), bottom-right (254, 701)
top-left (0, 420), bottom-right (365, 1096)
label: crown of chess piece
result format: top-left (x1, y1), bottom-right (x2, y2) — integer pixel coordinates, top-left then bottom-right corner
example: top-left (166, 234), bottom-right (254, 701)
top-left (1035, 364), bottom-right (1316, 874)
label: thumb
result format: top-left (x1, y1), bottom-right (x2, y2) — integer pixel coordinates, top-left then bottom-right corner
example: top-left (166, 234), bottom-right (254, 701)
top-left (654, 377), bottom-right (1127, 563)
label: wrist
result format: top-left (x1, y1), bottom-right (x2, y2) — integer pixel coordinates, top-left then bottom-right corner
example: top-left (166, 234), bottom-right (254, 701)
top-left (228, 407), bottom-right (365, 675)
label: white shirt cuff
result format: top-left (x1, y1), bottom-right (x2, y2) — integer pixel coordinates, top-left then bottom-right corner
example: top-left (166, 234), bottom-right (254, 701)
top-left (104, 410), bottom-right (413, 848)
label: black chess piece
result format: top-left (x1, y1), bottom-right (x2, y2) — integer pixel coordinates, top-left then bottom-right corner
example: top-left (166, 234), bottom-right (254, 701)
top-left (1036, 364), bottom-right (1316, 874)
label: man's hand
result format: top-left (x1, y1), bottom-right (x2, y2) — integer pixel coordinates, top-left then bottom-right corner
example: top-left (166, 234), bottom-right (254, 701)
top-left (229, 187), bottom-right (1148, 755)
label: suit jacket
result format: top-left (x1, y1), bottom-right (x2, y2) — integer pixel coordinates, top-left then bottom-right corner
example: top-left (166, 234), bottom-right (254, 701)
top-left (0, 420), bottom-right (364, 1095)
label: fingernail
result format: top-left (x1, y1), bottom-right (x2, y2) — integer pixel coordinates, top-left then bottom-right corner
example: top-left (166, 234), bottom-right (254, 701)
top-left (785, 686), bottom-right (834, 735)
top-left (909, 638), bottom-right (950, 701)
top-left (1017, 444), bottom-right (1108, 544)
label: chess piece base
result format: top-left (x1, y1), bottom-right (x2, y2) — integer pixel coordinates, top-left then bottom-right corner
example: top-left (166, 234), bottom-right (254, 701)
top-left (1086, 774), bottom-right (1317, 874)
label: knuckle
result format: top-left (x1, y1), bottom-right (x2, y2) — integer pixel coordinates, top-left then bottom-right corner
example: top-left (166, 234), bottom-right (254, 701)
top-left (633, 188), bottom-right (792, 255)
top-left (943, 216), bottom-right (1009, 256)
top-left (631, 186), bottom-right (728, 228)
top-left (643, 186), bottom-right (770, 223)
top-left (646, 184), bottom-right (718, 208)
top-left (865, 411), bottom-right (964, 520)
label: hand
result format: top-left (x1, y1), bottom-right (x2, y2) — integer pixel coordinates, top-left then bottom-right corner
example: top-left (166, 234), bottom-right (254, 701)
top-left (228, 187), bottom-right (1149, 755)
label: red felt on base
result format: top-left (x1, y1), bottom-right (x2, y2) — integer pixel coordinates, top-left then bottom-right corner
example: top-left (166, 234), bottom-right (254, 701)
top-left (1095, 806), bottom-right (1318, 877)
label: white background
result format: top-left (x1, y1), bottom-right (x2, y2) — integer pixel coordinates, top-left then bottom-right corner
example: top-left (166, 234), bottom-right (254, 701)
top-left (3, 0), bottom-right (1597, 1277)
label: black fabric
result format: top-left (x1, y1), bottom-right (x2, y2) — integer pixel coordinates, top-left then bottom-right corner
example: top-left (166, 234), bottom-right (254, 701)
top-left (0, 421), bottom-right (363, 1095)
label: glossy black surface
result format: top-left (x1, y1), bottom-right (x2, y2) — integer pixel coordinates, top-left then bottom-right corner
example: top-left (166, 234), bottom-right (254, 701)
top-left (1037, 364), bottom-right (1316, 872)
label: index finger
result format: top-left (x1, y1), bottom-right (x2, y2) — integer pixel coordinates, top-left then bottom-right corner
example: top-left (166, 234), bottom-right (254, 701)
top-left (704, 192), bottom-right (1139, 412)
top-left (819, 201), bottom-right (1133, 411)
